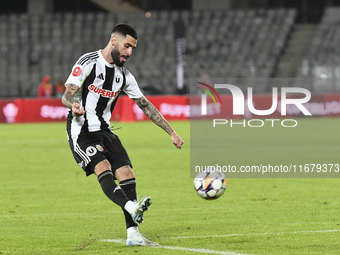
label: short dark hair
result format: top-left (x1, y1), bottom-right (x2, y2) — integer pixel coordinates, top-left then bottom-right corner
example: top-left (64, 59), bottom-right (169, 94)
top-left (112, 23), bottom-right (138, 40)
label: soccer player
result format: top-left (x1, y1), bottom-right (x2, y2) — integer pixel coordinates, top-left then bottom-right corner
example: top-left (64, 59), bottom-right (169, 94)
top-left (62, 24), bottom-right (184, 246)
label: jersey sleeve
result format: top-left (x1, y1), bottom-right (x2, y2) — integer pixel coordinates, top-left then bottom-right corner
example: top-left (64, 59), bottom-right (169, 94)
top-left (65, 57), bottom-right (93, 88)
top-left (123, 70), bottom-right (144, 98)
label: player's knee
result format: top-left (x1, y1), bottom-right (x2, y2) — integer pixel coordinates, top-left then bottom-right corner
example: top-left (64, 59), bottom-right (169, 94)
top-left (125, 169), bottom-right (135, 179)
top-left (115, 165), bottom-right (135, 181)
top-left (94, 160), bottom-right (112, 176)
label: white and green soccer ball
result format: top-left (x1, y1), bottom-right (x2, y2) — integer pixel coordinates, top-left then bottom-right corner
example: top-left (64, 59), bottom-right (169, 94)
top-left (194, 171), bottom-right (227, 200)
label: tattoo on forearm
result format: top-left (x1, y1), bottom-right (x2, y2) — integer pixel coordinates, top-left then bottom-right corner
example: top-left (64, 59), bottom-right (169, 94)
top-left (62, 84), bottom-right (79, 109)
top-left (134, 97), bottom-right (173, 135)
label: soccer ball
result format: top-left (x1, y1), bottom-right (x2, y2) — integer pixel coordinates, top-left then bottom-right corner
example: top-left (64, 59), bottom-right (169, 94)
top-left (194, 171), bottom-right (227, 200)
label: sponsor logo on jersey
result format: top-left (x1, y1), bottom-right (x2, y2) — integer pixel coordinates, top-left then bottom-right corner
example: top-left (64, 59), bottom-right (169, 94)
top-left (88, 84), bottom-right (120, 98)
top-left (115, 77), bottom-right (121, 83)
top-left (72, 67), bottom-right (82, 77)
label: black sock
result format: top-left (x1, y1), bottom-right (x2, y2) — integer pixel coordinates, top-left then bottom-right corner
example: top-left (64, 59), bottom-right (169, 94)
top-left (97, 170), bottom-right (129, 208)
top-left (120, 178), bottom-right (138, 229)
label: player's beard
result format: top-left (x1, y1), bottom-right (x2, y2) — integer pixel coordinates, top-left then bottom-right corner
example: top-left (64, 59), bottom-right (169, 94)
top-left (111, 46), bottom-right (125, 67)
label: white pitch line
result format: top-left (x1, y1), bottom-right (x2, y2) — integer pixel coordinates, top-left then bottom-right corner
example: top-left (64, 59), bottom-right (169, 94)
top-left (101, 229), bottom-right (340, 254)
top-left (101, 239), bottom-right (255, 255)
top-left (165, 229), bottom-right (340, 239)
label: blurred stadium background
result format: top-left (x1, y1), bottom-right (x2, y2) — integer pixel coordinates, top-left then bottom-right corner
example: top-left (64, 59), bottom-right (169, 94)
top-left (0, 0), bottom-right (340, 97)
top-left (1, 3), bottom-right (340, 254)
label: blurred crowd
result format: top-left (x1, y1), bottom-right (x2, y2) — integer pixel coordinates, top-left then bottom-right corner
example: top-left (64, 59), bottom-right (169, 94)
top-left (38, 75), bottom-right (65, 98)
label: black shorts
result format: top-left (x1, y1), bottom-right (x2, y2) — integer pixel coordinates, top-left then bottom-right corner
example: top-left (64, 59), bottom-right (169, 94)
top-left (68, 130), bottom-right (132, 176)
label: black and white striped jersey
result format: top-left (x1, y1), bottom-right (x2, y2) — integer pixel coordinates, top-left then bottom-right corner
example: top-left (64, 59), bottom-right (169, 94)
top-left (65, 50), bottom-right (143, 139)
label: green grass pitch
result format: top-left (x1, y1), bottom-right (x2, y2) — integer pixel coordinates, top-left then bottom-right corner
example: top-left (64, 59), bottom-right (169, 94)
top-left (0, 119), bottom-right (339, 255)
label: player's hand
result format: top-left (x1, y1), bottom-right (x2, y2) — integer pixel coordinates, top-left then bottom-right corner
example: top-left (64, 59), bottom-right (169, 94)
top-left (171, 131), bottom-right (184, 150)
top-left (72, 103), bottom-right (86, 116)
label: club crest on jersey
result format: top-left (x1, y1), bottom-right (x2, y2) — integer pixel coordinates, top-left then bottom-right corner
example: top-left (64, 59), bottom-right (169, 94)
top-left (88, 84), bottom-right (120, 98)
top-left (86, 146), bottom-right (97, 156)
top-left (96, 145), bottom-right (104, 152)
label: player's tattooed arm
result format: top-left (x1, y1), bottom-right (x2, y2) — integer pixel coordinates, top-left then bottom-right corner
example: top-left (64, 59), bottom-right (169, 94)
top-left (134, 96), bottom-right (173, 134)
top-left (62, 84), bottom-right (86, 116)
top-left (62, 83), bottom-right (78, 108)
top-left (133, 96), bottom-right (184, 149)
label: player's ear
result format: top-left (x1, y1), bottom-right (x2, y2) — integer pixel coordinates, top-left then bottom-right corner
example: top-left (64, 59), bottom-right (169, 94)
top-left (110, 34), bottom-right (118, 46)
